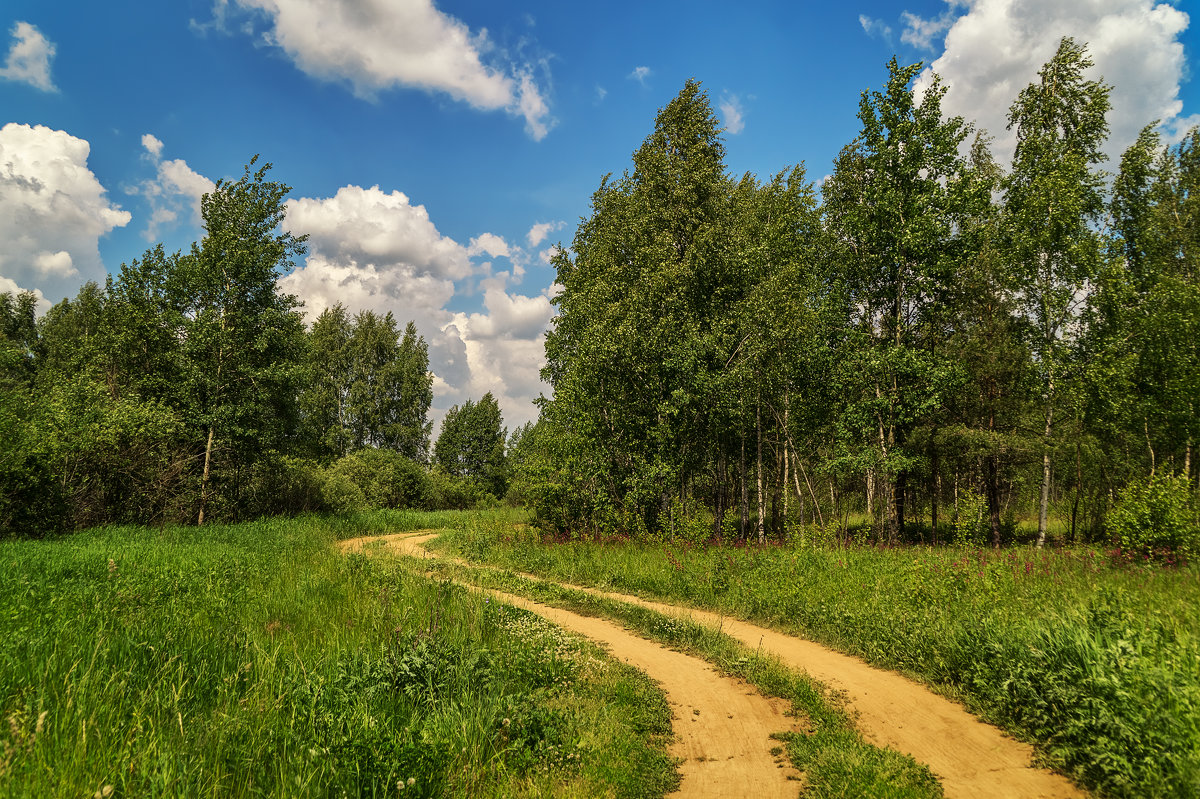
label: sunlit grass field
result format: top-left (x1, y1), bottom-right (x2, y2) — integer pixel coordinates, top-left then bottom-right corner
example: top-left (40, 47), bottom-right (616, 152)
top-left (0, 512), bottom-right (676, 798)
top-left (436, 520), bottom-right (1200, 799)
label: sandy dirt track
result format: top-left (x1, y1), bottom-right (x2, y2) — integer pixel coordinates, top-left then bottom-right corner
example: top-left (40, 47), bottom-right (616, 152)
top-left (340, 532), bottom-right (1086, 799)
top-left (341, 532), bottom-right (802, 798)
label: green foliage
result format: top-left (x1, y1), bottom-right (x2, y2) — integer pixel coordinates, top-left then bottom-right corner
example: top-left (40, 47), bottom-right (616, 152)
top-left (1108, 474), bottom-right (1199, 561)
top-left (431, 524), bottom-right (943, 798)
top-left (442, 531), bottom-right (1200, 798)
top-left (302, 305), bottom-right (433, 461)
top-left (326, 448), bottom-right (433, 510)
top-left (434, 392), bottom-right (507, 497)
top-left (427, 468), bottom-right (492, 511)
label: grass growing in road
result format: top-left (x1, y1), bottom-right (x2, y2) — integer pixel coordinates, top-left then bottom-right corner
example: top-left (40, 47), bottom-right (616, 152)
top-left (433, 518), bottom-right (1200, 799)
top-left (0, 514), bottom-right (675, 798)
top-left (392, 537), bottom-right (943, 799)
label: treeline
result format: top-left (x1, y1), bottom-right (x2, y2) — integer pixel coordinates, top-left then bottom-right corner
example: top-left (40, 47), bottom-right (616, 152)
top-left (0, 159), bottom-right (508, 535)
top-left (515, 39), bottom-right (1200, 548)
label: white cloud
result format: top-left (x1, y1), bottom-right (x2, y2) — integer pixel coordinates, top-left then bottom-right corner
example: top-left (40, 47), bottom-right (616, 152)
top-left (629, 66), bottom-right (652, 85)
top-left (910, 0), bottom-right (1193, 165)
top-left (900, 10), bottom-right (954, 51)
top-left (859, 15), bottom-right (893, 42)
top-left (0, 123), bottom-right (130, 304)
top-left (222, 0), bottom-right (555, 140)
top-left (468, 232), bottom-right (511, 259)
top-left (132, 135), bottom-right (215, 241)
top-left (284, 185), bottom-right (472, 282)
top-left (141, 133), bottom-right (164, 158)
top-left (0, 21), bottom-right (57, 92)
top-left (539, 245), bottom-right (561, 265)
top-left (441, 286), bottom-right (555, 428)
top-left (720, 94), bottom-right (745, 135)
top-left (0, 275), bottom-right (49, 313)
top-left (277, 182), bottom-right (552, 431)
top-left (526, 220), bottom-right (563, 247)
top-left (595, 85), bottom-right (608, 103)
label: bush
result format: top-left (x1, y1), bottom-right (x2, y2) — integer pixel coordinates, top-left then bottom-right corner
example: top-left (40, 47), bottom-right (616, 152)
top-left (1107, 474), bottom-right (1199, 562)
top-left (427, 468), bottom-right (490, 510)
top-left (320, 469), bottom-right (368, 513)
top-left (242, 454), bottom-right (327, 517)
top-left (328, 449), bottom-right (433, 510)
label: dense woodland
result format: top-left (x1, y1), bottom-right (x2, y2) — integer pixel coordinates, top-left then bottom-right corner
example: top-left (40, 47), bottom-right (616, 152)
top-left (2, 38), bottom-right (1198, 550)
top-left (516, 38), bottom-right (1200, 550)
top-left (0, 159), bottom-right (509, 534)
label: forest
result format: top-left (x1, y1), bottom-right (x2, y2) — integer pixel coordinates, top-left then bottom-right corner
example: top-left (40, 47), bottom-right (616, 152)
top-left (2, 37), bottom-right (1198, 557)
top-left (0, 158), bottom-right (510, 535)
top-left (517, 37), bottom-right (1200, 554)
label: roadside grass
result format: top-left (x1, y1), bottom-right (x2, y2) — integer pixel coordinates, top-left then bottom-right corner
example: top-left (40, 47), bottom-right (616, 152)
top-left (0, 515), bottom-right (674, 798)
top-left (397, 545), bottom-right (943, 799)
top-left (433, 518), bottom-right (1200, 799)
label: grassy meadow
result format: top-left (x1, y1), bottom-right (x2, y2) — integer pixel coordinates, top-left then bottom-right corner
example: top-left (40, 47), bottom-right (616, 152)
top-left (0, 511), bottom-right (677, 798)
top-left (435, 520), bottom-right (1200, 799)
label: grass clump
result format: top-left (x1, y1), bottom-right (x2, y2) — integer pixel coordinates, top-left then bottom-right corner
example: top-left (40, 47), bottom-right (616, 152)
top-left (0, 515), bottom-right (674, 798)
top-left (435, 518), bottom-right (1200, 798)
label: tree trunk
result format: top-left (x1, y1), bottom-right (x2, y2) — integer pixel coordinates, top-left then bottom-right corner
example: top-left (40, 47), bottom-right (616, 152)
top-left (986, 454), bottom-right (1001, 549)
top-left (782, 397), bottom-right (790, 524)
top-left (866, 468), bottom-right (876, 531)
top-left (198, 425), bottom-right (215, 526)
top-left (756, 396), bottom-right (765, 544)
top-left (894, 472), bottom-right (906, 544)
top-left (929, 432), bottom-right (939, 544)
top-left (740, 432), bottom-right (749, 539)
top-left (1036, 400), bottom-right (1054, 548)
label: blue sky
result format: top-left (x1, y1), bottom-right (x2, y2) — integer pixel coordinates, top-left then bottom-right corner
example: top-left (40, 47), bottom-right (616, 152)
top-left (2, 0), bottom-right (1197, 430)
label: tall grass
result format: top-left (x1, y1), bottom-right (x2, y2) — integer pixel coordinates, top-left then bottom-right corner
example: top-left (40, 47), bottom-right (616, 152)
top-left (0, 515), bottom-right (673, 798)
top-left (436, 523), bottom-right (1200, 798)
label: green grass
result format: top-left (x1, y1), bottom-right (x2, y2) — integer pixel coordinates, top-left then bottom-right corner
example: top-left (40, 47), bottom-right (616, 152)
top-left (432, 519), bottom-right (1200, 799)
top-left (0, 514), bottom-right (675, 798)
top-left (387, 541), bottom-right (943, 799)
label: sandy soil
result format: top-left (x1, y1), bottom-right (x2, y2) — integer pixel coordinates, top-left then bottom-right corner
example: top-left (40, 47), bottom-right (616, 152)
top-left (340, 532), bottom-right (1087, 799)
top-left (341, 532), bottom-right (802, 798)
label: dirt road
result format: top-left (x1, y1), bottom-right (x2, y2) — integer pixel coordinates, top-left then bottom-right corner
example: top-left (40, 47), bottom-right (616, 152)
top-left (340, 532), bottom-right (1085, 799)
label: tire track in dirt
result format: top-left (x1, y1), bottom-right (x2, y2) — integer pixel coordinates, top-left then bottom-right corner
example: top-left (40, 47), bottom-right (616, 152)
top-left (340, 533), bottom-right (802, 799)
top-left (341, 532), bottom-right (1086, 799)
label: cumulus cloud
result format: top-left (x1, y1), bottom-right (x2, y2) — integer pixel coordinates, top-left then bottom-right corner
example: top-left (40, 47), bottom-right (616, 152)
top-left (0, 123), bottom-right (130, 304)
top-left (539, 245), bottom-right (561, 265)
top-left (0, 21), bottom-right (57, 92)
top-left (141, 133), bottom-right (164, 158)
top-left (0, 275), bottom-right (49, 313)
top-left (219, 0), bottom-right (555, 139)
top-left (277, 182), bottom-right (552, 430)
top-left (468, 232), bottom-right (511, 259)
top-left (719, 93), bottom-right (745, 135)
top-left (629, 66), bottom-right (652, 85)
top-left (441, 286), bottom-right (555, 428)
top-left (910, 0), bottom-right (1193, 165)
top-left (284, 185), bottom-right (473, 284)
top-left (526, 220), bottom-right (563, 248)
top-left (132, 135), bottom-right (215, 241)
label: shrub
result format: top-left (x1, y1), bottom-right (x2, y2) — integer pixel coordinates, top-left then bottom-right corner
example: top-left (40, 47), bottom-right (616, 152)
top-left (1107, 474), bottom-right (1199, 562)
top-left (327, 449), bottom-right (433, 510)
top-left (320, 469), bottom-right (368, 513)
top-left (242, 454), bottom-right (326, 517)
top-left (427, 468), bottom-right (488, 510)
